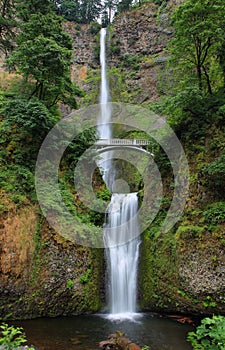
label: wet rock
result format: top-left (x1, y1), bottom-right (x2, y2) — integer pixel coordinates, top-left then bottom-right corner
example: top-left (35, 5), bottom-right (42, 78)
top-left (99, 331), bottom-right (141, 350)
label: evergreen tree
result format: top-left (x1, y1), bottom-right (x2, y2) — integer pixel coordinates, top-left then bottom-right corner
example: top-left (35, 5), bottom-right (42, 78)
top-left (0, 0), bottom-right (17, 54)
top-left (15, 0), bottom-right (57, 21)
top-left (56, 0), bottom-right (81, 22)
top-left (117, 0), bottom-right (133, 13)
top-left (101, 8), bottom-right (110, 28)
top-left (104, 0), bottom-right (118, 23)
top-left (79, 0), bottom-right (102, 24)
top-left (217, 15), bottom-right (225, 89)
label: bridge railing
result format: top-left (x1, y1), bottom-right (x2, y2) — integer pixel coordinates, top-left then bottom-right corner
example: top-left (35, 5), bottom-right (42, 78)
top-left (95, 138), bottom-right (152, 146)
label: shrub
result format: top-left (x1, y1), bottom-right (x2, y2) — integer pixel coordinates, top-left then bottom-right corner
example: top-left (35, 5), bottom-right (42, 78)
top-left (203, 155), bottom-right (225, 188)
top-left (175, 224), bottom-right (205, 240)
top-left (0, 323), bottom-right (35, 350)
top-left (187, 315), bottom-right (225, 350)
top-left (89, 21), bottom-right (101, 35)
top-left (203, 202), bottom-right (225, 225)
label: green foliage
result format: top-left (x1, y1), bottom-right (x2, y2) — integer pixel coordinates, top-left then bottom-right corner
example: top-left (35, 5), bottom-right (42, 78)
top-left (57, 0), bottom-right (103, 23)
top-left (117, 0), bottom-right (133, 13)
top-left (7, 12), bottom-right (82, 108)
top-left (203, 155), bottom-right (225, 188)
top-left (67, 279), bottom-right (74, 289)
top-left (0, 166), bottom-right (35, 203)
top-left (175, 225), bottom-right (205, 240)
top-left (0, 322), bottom-right (35, 350)
top-left (122, 54), bottom-right (141, 71)
top-left (80, 268), bottom-right (92, 284)
top-left (16, 0), bottom-right (57, 22)
top-left (0, 99), bottom-right (57, 167)
top-left (89, 21), bottom-right (101, 35)
top-left (168, 0), bottom-right (225, 94)
top-left (0, 98), bottom-right (57, 203)
top-left (187, 315), bottom-right (225, 350)
top-left (79, 0), bottom-right (103, 24)
top-left (56, 0), bottom-right (81, 22)
top-left (62, 127), bottom-right (97, 172)
top-left (202, 296), bottom-right (217, 308)
top-left (0, 0), bottom-right (17, 54)
top-left (203, 202), bottom-right (225, 226)
top-left (153, 0), bottom-right (168, 5)
top-left (154, 88), bottom-right (225, 141)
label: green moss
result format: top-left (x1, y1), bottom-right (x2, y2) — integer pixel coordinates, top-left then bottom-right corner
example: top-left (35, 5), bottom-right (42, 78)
top-left (175, 224), bottom-right (206, 240)
top-left (80, 268), bottom-right (92, 284)
top-left (75, 248), bottom-right (103, 313)
top-left (139, 223), bottom-right (178, 310)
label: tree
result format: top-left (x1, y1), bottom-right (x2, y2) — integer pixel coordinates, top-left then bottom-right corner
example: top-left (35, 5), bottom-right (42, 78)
top-left (56, 0), bottom-right (81, 22)
top-left (0, 0), bottom-right (17, 54)
top-left (217, 15), bottom-right (225, 89)
top-left (104, 0), bottom-right (118, 23)
top-left (15, 0), bottom-right (57, 21)
top-left (7, 12), bottom-right (82, 108)
top-left (101, 8), bottom-right (110, 27)
top-left (79, 0), bottom-right (102, 24)
top-left (169, 0), bottom-right (225, 95)
top-left (117, 0), bottom-right (133, 13)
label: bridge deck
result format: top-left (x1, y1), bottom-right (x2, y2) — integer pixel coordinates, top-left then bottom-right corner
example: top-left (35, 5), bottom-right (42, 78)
top-left (95, 138), bottom-right (151, 146)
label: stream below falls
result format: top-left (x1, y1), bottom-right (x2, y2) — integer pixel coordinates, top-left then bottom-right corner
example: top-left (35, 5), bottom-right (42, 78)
top-left (13, 313), bottom-right (193, 350)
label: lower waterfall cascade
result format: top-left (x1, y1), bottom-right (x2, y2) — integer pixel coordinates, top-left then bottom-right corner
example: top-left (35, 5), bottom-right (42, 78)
top-left (104, 193), bottom-right (141, 318)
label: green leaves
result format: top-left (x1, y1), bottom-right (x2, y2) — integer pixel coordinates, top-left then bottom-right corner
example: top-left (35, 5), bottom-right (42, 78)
top-left (0, 0), bottom-right (17, 54)
top-left (168, 0), bottom-right (225, 94)
top-left (203, 202), bottom-right (225, 225)
top-left (57, 0), bottom-right (103, 23)
top-left (0, 322), bottom-right (35, 350)
top-left (16, 0), bottom-right (57, 22)
top-left (187, 315), bottom-right (225, 350)
top-left (6, 11), bottom-right (81, 108)
top-left (0, 98), bottom-right (57, 168)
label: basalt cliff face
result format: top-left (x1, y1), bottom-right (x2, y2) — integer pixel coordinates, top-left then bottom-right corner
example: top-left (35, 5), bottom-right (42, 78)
top-left (0, 200), bottom-right (102, 319)
top-left (0, 1), bottom-right (224, 320)
top-left (67, 2), bottom-right (173, 106)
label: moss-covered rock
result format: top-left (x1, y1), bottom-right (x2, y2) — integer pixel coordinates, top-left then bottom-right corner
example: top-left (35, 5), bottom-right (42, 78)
top-left (0, 199), bottom-right (104, 320)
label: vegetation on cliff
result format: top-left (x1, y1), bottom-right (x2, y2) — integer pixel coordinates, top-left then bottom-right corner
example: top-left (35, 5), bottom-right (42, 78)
top-left (0, 0), bottom-right (103, 320)
top-left (0, 0), bottom-right (224, 321)
top-left (138, 0), bottom-right (225, 315)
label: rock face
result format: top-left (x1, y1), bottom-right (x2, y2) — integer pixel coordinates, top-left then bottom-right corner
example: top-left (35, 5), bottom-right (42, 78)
top-left (109, 3), bottom-right (172, 103)
top-left (0, 199), bottom-right (103, 319)
top-left (0, 1), bottom-right (224, 319)
top-left (140, 227), bottom-right (225, 315)
top-left (69, 3), bottom-right (173, 105)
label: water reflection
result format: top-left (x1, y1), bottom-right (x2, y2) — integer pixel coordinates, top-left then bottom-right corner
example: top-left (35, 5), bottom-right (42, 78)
top-left (13, 313), bottom-right (193, 350)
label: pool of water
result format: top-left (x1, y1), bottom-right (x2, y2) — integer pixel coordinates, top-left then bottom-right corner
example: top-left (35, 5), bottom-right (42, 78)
top-left (13, 313), bottom-right (193, 350)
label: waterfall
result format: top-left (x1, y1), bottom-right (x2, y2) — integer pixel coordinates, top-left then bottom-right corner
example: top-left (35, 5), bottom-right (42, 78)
top-left (104, 193), bottom-right (140, 318)
top-left (98, 27), bottom-right (111, 140)
top-left (97, 28), bottom-right (115, 189)
top-left (98, 28), bottom-right (140, 319)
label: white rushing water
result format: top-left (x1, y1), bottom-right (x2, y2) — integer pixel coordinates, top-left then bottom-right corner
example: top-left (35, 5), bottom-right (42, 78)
top-left (98, 27), bottom-right (111, 140)
top-left (98, 28), bottom-right (141, 320)
top-left (104, 193), bottom-right (140, 319)
top-left (97, 28), bottom-right (115, 189)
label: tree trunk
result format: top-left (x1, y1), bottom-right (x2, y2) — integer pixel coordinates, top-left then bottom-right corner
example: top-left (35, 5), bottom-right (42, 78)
top-left (202, 65), bottom-right (212, 95)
